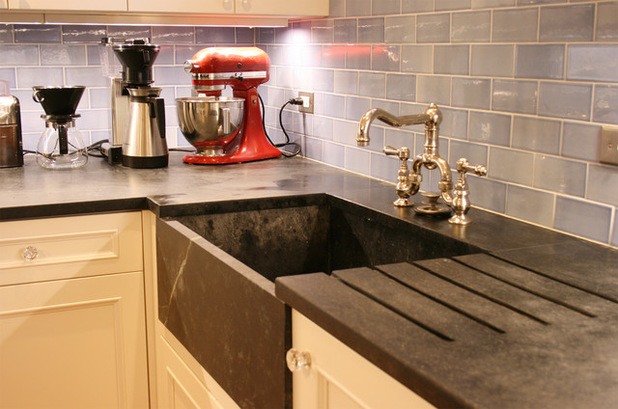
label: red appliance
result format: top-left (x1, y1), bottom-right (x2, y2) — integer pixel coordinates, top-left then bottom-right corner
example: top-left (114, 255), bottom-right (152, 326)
top-left (182, 47), bottom-right (281, 165)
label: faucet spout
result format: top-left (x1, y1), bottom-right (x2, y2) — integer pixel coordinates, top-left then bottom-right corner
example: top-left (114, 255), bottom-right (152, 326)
top-left (356, 103), bottom-right (442, 147)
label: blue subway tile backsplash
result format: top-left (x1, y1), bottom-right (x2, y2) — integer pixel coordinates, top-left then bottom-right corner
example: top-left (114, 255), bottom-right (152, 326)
top-left (0, 0), bottom-right (616, 247)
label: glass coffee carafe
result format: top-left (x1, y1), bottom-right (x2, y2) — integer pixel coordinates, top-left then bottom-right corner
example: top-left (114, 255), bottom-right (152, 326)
top-left (32, 86), bottom-right (88, 170)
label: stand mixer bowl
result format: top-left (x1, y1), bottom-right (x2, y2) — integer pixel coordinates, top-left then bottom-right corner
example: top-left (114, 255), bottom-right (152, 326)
top-left (176, 96), bottom-right (244, 157)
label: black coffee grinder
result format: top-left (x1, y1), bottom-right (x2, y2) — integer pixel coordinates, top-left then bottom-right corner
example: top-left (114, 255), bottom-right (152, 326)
top-left (32, 86), bottom-right (88, 170)
top-left (112, 39), bottom-right (168, 168)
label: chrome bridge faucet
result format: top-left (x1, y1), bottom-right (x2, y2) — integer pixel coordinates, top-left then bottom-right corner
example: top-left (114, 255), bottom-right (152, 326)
top-left (356, 103), bottom-right (487, 225)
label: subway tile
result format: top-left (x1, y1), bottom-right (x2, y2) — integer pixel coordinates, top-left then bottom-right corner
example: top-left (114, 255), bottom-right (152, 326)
top-left (492, 8), bottom-right (538, 42)
top-left (516, 45), bottom-right (565, 80)
top-left (384, 127), bottom-right (415, 150)
top-left (435, 0), bottom-right (471, 11)
top-left (533, 155), bottom-right (586, 196)
top-left (402, 0), bottom-right (434, 13)
top-left (312, 116), bottom-right (334, 140)
top-left (471, 0), bottom-right (515, 8)
top-left (65, 67), bottom-right (109, 87)
top-left (334, 19), bottom-right (358, 43)
top-left (467, 176), bottom-right (507, 213)
top-left (0, 25), bottom-right (13, 43)
top-left (593, 86), bottom-right (618, 125)
top-left (554, 196), bottom-right (612, 243)
top-left (440, 107), bottom-right (468, 139)
top-left (330, 0), bottom-right (346, 18)
top-left (62, 25), bottom-right (107, 44)
top-left (334, 70), bottom-right (358, 95)
top-left (315, 93), bottom-right (346, 118)
top-left (333, 119), bottom-right (358, 145)
top-left (152, 26), bottom-right (194, 44)
top-left (587, 164), bottom-right (618, 206)
top-left (417, 14), bottom-right (450, 43)
top-left (597, 2), bottom-right (618, 41)
top-left (358, 18), bottom-right (384, 43)
top-left (451, 11), bottom-right (490, 42)
top-left (0, 68), bottom-right (16, 88)
top-left (470, 45), bottom-right (514, 77)
top-left (416, 75), bottom-right (451, 105)
top-left (358, 72), bottom-right (385, 98)
top-left (106, 26), bottom-right (151, 39)
top-left (14, 25), bottom-right (61, 44)
top-left (452, 77), bottom-right (491, 109)
top-left (539, 4), bottom-right (594, 42)
top-left (562, 122), bottom-right (600, 161)
top-left (320, 45), bottom-right (345, 68)
top-left (371, 154), bottom-right (399, 182)
top-left (17, 67), bottom-right (64, 89)
top-left (195, 27), bottom-right (236, 44)
top-left (539, 82), bottom-right (592, 120)
top-left (450, 140), bottom-right (488, 165)
top-left (506, 185), bottom-right (555, 227)
top-left (385, 16), bottom-right (416, 43)
top-left (469, 111), bottom-right (512, 146)
top-left (512, 116), bottom-right (560, 154)
top-left (517, 0), bottom-right (561, 4)
top-left (312, 20), bottom-right (334, 44)
top-left (304, 137), bottom-right (324, 161)
top-left (372, 45), bottom-right (401, 71)
top-left (0, 44), bottom-right (39, 66)
top-left (155, 45), bottom-right (174, 65)
top-left (487, 147), bottom-right (534, 185)
top-left (40, 45), bottom-right (86, 66)
top-left (322, 141), bottom-right (346, 168)
top-left (256, 28), bottom-right (275, 44)
top-left (345, 147), bottom-right (371, 175)
top-left (175, 45), bottom-right (203, 65)
top-left (386, 73), bottom-right (416, 102)
top-left (372, 0), bottom-right (400, 15)
top-left (345, 96), bottom-right (371, 121)
top-left (347, 0), bottom-right (372, 17)
top-left (567, 45), bottom-right (618, 83)
top-left (236, 28), bottom-right (254, 44)
top-left (401, 45), bottom-right (433, 74)
top-left (434, 45), bottom-right (469, 75)
top-left (153, 66), bottom-right (186, 86)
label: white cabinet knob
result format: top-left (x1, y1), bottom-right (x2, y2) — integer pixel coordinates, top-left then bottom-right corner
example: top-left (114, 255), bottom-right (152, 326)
top-left (23, 246), bottom-right (39, 262)
top-left (286, 348), bottom-right (311, 372)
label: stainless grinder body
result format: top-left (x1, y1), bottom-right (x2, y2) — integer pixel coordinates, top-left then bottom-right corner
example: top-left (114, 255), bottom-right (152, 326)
top-left (0, 95), bottom-right (24, 168)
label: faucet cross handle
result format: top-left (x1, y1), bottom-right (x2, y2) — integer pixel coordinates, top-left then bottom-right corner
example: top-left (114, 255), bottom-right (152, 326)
top-left (384, 145), bottom-right (415, 207)
top-left (448, 158), bottom-right (487, 225)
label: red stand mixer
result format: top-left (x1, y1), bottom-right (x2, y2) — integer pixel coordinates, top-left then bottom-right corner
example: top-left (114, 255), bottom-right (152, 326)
top-left (178, 47), bottom-right (281, 165)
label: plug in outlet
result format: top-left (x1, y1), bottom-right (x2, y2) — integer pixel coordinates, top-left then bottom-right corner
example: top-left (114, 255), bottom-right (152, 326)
top-left (298, 91), bottom-right (314, 114)
top-left (600, 126), bottom-right (618, 166)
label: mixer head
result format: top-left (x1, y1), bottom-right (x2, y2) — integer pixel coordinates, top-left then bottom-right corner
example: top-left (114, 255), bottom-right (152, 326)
top-left (184, 47), bottom-right (270, 94)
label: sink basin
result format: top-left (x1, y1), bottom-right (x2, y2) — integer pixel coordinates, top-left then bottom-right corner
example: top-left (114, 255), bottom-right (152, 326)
top-left (156, 194), bottom-right (481, 408)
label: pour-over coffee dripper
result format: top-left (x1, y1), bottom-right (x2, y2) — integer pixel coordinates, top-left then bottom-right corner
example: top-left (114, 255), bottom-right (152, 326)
top-left (32, 86), bottom-right (88, 170)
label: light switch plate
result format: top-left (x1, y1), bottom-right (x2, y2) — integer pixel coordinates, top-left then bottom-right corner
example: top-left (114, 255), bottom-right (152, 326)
top-left (600, 126), bottom-right (618, 166)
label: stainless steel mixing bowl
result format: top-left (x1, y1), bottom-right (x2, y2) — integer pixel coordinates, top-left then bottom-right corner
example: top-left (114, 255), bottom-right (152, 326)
top-left (176, 96), bottom-right (244, 156)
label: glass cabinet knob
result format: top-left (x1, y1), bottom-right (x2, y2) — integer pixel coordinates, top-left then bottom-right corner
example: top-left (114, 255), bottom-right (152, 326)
top-left (23, 246), bottom-right (39, 262)
top-left (286, 348), bottom-right (312, 372)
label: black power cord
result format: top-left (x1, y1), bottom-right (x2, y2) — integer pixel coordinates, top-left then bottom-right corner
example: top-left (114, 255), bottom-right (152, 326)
top-left (258, 94), bottom-right (302, 158)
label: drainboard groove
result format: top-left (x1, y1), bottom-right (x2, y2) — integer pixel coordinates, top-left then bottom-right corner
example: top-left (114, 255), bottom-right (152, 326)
top-left (453, 255), bottom-right (597, 318)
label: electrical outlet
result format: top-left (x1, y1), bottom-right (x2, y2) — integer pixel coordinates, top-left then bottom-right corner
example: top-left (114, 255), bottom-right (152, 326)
top-left (600, 126), bottom-right (618, 166)
top-left (298, 91), bottom-right (314, 114)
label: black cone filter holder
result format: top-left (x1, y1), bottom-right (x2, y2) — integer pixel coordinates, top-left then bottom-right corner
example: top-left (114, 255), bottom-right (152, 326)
top-left (32, 86), bottom-right (85, 116)
top-left (112, 40), bottom-right (160, 86)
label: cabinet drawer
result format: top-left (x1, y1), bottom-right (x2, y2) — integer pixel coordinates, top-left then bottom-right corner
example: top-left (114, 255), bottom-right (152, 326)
top-left (0, 212), bottom-right (143, 285)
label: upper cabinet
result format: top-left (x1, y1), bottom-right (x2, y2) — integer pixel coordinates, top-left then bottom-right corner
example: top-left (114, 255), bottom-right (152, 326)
top-left (2, 0), bottom-right (328, 25)
top-left (7, 0), bottom-right (126, 11)
top-left (128, 0), bottom-right (234, 14)
top-left (235, 0), bottom-right (328, 17)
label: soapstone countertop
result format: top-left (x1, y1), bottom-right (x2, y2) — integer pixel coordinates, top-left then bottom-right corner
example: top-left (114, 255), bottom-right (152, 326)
top-left (2, 153), bottom-right (617, 409)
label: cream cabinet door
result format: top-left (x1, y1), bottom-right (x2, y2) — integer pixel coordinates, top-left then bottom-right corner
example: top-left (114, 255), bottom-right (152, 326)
top-left (291, 310), bottom-right (435, 409)
top-left (0, 1), bottom-right (7, 9)
top-left (235, 0), bottom-right (328, 16)
top-left (128, 0), bottom-right (234, 14)
top-left (0, 272), bottom-right (149, 409)
top-left (8, 0), bottom-right (126, 11)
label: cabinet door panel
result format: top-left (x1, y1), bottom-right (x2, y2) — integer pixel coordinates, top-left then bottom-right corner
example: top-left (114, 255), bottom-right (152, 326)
top-left (0, 272), bottom-right (149, 409)
top-left (128, 0), bottom-right (233, 14)
top-left (235, 0), bottom-right (328, 16)
top-left (8, 0), bottom-right (126, 11)
top-left (292, 310), bottom-right (435, 409)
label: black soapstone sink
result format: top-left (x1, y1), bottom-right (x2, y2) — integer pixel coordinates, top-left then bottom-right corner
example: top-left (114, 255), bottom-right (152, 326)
top-left (156, 193), bottom-right (481, 409)
top-left (172, 193), bottom-right (479, 282)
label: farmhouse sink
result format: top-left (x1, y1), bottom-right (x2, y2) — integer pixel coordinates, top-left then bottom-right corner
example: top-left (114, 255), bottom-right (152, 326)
top-left (156, 194), bottom-right (481, 409)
